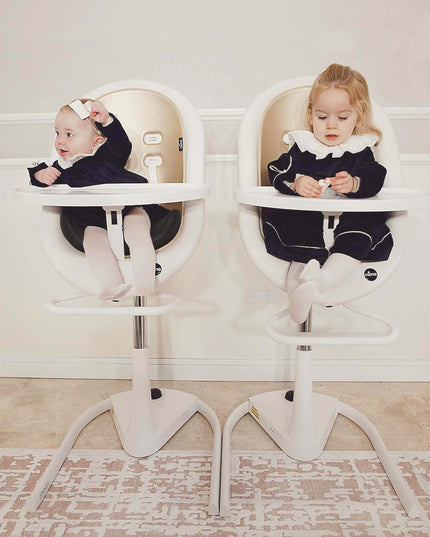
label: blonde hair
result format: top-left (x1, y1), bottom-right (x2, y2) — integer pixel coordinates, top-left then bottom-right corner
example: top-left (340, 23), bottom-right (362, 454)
top-left (307, 63), bottom-right (382, 143)
top-left (59, 99), bottom-right (103, 137)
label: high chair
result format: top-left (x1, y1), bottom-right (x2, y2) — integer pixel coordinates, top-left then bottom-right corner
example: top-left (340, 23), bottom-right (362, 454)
top-left (219, 77), bottom-right (427, 518)
top-left (15, 80), bottom-right (221, 515)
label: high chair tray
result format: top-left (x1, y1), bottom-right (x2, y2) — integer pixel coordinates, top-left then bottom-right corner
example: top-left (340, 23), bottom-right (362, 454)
top-left (14, 183), bottom-right (208, 206)
top-left (235, 186), bottom-right (428, 212)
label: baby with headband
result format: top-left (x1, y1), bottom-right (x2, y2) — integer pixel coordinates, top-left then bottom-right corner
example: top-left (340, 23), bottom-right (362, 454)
top-left (28, 99), bottom-right (169, 299)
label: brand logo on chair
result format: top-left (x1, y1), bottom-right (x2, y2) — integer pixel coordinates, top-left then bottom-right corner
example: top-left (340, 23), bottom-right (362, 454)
top-left (155, 263), bottom-right (162, 276)
top-left (364, 268), bottom-right (378, 281)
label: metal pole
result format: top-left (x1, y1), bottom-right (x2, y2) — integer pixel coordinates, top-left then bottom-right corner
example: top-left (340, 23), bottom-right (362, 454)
top-left (298, 308), bottom-right (312, 351)
top-left (133, 296), bottom-right (147, 349)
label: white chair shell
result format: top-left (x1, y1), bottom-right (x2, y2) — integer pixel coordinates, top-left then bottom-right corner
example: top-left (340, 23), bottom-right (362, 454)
top-left (237, 76), bottom-right (408, 304)
top-left (40, 80), bottom-right (206, 295)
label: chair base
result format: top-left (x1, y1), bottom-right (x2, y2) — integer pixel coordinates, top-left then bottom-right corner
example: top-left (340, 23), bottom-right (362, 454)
top-left (248, 390), bottom-right (338, 461)
top-left (26, 350), bottom-right (221, 516)
top-left (220, 372), bottom-right (422, 521)
top-left (111, 387), bottom-right (221, 515)
top-left (111, 388), bottom-right (199, 458)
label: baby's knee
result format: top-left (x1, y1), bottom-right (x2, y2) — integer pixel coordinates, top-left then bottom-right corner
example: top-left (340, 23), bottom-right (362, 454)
top-left (83, 226), bottom-right (108, 249)
top-left (126, 207), bottom-right (150, 223)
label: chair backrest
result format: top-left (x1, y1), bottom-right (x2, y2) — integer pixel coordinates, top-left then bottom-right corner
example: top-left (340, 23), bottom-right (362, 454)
top-left (238, 77), bottom-right (408, 304)
top-left (41, 80), bottom-right (205, 294)
top-left (92, 84), bottom-right (184, 196)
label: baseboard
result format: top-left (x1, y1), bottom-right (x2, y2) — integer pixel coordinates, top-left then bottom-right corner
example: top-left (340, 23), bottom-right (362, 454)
top-left (1, 355), bottom-right (429, 381)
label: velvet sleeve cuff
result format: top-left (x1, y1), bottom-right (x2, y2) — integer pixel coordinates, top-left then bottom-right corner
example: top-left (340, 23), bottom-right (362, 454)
top-left (28, 162), bottom-right (49, 187)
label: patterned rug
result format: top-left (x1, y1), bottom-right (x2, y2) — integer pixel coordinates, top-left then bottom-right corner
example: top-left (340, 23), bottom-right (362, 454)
top-left (0, 449), bottom-right (429, 537)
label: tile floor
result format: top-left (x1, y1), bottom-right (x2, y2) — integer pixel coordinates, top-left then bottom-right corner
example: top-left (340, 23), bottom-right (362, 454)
top-left (1, 378), bottom-right (429, 452)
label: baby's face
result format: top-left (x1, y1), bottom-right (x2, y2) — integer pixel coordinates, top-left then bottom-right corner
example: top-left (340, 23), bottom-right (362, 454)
top-left (309, 87), bottom-right (358, 146)
top-left (54, 109), bottom-right (100, 160)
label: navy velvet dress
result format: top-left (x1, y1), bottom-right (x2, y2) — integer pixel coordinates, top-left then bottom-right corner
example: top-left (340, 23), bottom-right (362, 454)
top-left (28, 114), bottom-right (168, 230)
top-left (263, 131), bottom-right (393, 265)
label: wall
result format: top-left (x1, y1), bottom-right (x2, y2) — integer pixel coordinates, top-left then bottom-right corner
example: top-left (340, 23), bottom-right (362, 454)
top-left (0, 1), bottom-right (429, 381)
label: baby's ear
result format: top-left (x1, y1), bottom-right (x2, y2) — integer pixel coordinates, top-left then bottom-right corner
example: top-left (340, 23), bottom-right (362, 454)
top-left (308, 107), bottom-right (313, 127)
top-left (93, 135), bottom-right (105, 149)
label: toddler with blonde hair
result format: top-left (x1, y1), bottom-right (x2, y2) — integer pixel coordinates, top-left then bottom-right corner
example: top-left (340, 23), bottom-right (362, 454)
top-left (264, 64), bottom-right (393, 323)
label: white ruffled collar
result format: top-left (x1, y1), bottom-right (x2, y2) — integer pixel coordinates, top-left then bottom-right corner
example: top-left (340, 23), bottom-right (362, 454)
top-left (58, 153), bottom-right (90, 169)
top-left (285, 130), bottom-right (378, 160)
top-left (57, 140), bottom-right (106, 170)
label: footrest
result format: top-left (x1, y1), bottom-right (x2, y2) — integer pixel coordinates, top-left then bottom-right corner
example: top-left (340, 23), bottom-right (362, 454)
top-left (47, 292), bottom-right (179, 316)
top-left (265, 303), bottom-right (399, 346)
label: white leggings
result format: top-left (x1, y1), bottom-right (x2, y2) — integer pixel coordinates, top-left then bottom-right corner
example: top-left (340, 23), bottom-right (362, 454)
top-left (83, 207), bottom-right (156, 299)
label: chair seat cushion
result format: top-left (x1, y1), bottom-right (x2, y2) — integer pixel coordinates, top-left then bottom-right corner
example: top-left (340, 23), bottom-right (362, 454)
top-left (60, 209), bottom-right (181, 254)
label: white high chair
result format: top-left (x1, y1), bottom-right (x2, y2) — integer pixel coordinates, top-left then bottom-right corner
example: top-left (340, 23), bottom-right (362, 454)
top-left (219, 77), bottom-right (427, 518)
top-left (15, 80), bottom-right (221, 515)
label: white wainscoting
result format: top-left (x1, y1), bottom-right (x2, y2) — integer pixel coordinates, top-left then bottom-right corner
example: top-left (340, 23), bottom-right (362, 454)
top-left (0, 108), bottom-right (429, 381)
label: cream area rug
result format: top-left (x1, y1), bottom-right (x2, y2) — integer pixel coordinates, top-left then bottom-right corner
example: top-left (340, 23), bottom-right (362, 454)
top-left (0, 449), bottom-right (429, 537)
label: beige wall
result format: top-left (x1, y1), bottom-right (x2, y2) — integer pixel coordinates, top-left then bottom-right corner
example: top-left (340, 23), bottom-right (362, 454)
top-left (1, 0), bottom-right (429, 157)
top-left (2, 0), bottom-right (429, 110)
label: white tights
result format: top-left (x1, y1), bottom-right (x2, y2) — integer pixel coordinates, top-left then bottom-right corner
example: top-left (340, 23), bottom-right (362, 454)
top-left (123, 207), bottom-right (156, 297)
top-left (287, 253), bottom-right (360, 324)
top-left (83, 207), bottom-right (155, 299)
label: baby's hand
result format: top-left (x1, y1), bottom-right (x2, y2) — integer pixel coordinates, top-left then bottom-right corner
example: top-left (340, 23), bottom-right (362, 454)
top-left (34, 166), bottom-right (61, 186)
top-left (88, 100), bottom-right (112, 127)
top-left (329, 171), bottom-right (355, 194)
top-left (294, 175), bottom-right (322, 198)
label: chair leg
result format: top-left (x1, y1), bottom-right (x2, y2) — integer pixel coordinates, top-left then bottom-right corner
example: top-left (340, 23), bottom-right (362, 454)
top-left (219, 401), bottom-right (249, 517)
top-left (26, 398), bottom-right (111, 512)
top-left (338, 401), bottom-right (423, 519)
top-left (219, 341), bottom-right (423, 521)
top-left (197, 399), bottom-right (222, 515)
top-left (26, 344), bottom-right (221, 516)
top-left (219, 394), bottom-right (424, 520)
top-left (110, 345), bottom-right (222, 515)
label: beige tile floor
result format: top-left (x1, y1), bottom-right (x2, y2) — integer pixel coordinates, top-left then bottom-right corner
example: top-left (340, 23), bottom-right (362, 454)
top-left (0, 378), bottom-right (430, 451)
top-left (0, 378), bottom-right (429, 452)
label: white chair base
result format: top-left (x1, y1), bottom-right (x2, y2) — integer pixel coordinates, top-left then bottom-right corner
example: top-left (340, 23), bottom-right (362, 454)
top-left (112, 387), bottom-right (198, 459)
top-left (27, 343), bottom-right (221, 516)
top-left (219, 346), bottom-right (422, 520)
top-left (247, 389), bottom-right (338, 461)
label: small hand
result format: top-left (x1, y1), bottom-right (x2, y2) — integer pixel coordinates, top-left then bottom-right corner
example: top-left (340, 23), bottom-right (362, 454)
top-left (88, 100), bottom-right (112, 127)
top-left (34, 166), bottom-right (61, 186)
top-left (329, 171), bottom-right (355, 194)
top-left (294, 175), bottom-right (322, 198)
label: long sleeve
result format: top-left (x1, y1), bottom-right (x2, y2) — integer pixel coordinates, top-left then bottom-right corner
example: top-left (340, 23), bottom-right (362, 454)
top-left (28, 161), bottom-right (64, 188)
top-left (28, 162), bottom-right (48, 187)
top-left (96, 114), bottom-right (132, 168)
top-left (346, 147), bottom-right (386, 199)
top-left (268, 150), bottom-right (299, 195)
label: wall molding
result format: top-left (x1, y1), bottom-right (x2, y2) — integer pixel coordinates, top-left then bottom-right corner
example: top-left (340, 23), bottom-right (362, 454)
top-left (0, 355), bottom-right (429, 381)
top-left (399, 154), bottom-right (430, 163)
top-left (382, 107), bottom-right (430, 119)
top-left (2, 108), bottom-right (428, 382)
top-left (206, 154), bottom-right (238, 163)
top-left (1, 153), bottom-right (430, 169)
top-left (0, 158), bottom-right (49, 168)
top-left (1, 107), bottom-right (430, 126)
top-left (198, 108), bottom-right (245, 121)
top-left (0, 112), bottom-right (55, 125)
top-left (0, 108), bottom-right (243, 125)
